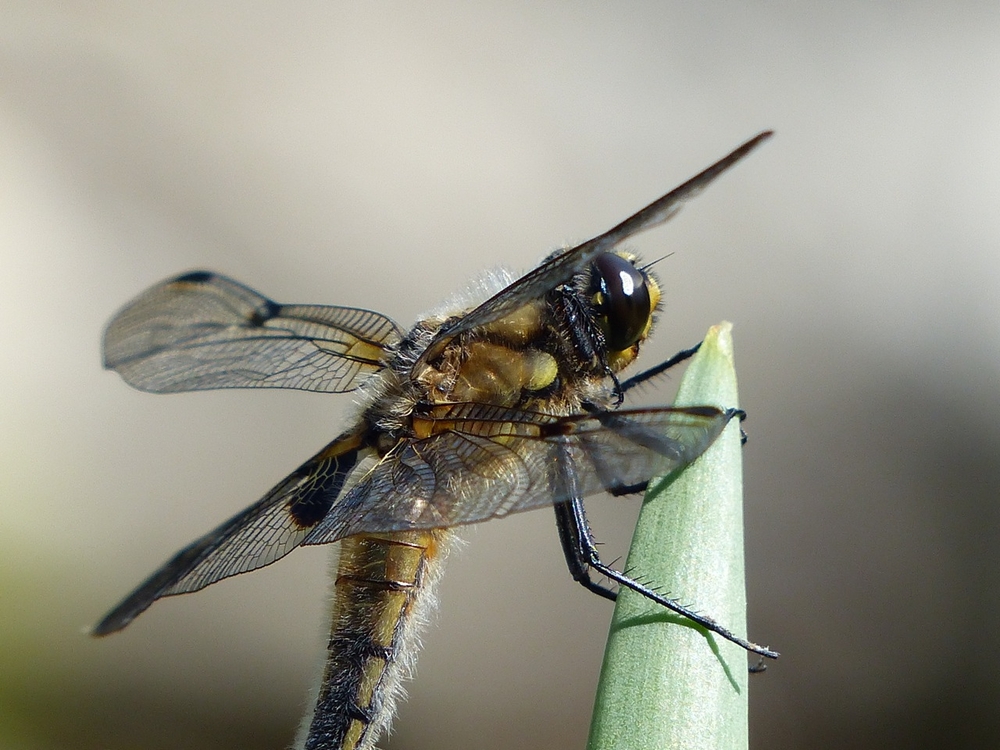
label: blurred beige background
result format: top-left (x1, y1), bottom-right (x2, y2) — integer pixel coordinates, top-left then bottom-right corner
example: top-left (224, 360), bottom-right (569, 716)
top-left (3, 3), bottom-right (999, 749)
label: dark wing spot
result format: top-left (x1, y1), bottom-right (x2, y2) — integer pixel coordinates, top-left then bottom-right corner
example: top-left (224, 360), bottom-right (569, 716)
top-left (173, 270), bottom-right (216, 284)
top-left (287, 448), bottom-right (359, 528)
top-left (248, 299), bottom-right (282, 327)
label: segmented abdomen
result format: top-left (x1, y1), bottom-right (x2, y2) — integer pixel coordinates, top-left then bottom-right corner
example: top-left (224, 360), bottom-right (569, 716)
top-left (299, 529), bottom-right (451, 750)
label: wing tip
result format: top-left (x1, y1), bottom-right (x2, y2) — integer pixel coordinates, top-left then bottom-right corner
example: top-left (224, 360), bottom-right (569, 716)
top-left (733, 130), bottom-right (774, 164)
top-left (90, 610), bottom-right (132, 637)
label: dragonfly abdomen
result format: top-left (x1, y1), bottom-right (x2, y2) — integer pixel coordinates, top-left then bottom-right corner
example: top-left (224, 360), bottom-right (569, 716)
top-left (299, 529), bottom-right (451, 750)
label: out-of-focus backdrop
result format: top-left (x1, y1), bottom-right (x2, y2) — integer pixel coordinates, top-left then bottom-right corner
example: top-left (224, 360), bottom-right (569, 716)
top-left (3, 4), bottom-right (999, 749)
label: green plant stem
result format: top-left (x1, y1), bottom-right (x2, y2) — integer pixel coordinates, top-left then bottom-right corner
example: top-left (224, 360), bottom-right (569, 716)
top-left (588, 322), bottom-right (749, 750)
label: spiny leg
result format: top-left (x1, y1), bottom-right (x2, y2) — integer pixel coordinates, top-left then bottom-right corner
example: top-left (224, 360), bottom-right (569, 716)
top-left (619, 342), bottom-right (749, 443)
top-left (554, 491), bottom-right (778, 660)
top-left (619, 342), bottom-right (701, 394)
top-left (554, 500), bottom-right (617, 603)
top-left (549, 402), bottom-right (773, 659)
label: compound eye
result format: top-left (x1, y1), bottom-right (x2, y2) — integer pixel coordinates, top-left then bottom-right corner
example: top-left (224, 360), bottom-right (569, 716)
top-left (593, 253), bottom-right (652, 351)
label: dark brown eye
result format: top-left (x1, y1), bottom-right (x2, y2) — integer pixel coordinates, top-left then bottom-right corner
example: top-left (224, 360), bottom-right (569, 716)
top-left (593, 253), bottom-right (651, 351)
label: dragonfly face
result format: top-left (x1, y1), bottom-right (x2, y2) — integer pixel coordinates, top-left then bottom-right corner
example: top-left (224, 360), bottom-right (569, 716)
top-left (94, 131), bottom-right (775, 750)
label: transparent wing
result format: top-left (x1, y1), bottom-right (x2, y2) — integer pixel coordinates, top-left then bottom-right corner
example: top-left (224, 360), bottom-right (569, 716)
top-left (415, 131), bottom-right (772, 367)
top-left (303, 403), bottom-right (737, 544)
top-left (104, 271), bottom-right (403, 393)
top-left (93, 430), bottom-right (369, 635)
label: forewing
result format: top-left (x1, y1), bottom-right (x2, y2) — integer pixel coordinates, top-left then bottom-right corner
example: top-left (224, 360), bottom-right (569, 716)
top-left (415, 131), bottom-right (772, 367)
top-left (104, 271), bottom-right (403, 393)
top-left (93, 431), bottom-right (368, 635)
top-left (302, 404), bottom-right (736, 544)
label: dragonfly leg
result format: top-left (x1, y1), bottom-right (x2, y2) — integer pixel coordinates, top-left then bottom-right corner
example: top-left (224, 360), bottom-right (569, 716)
top-left (557, 494), bottom-right (778, 660)
top-left (553, 500), bottom-right (618, 602)
top-left (619, 342), bottom-right (701, 394)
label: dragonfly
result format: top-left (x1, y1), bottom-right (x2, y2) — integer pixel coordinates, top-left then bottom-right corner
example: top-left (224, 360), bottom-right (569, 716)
top-left (94, 131), bottom-right (776, 750)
